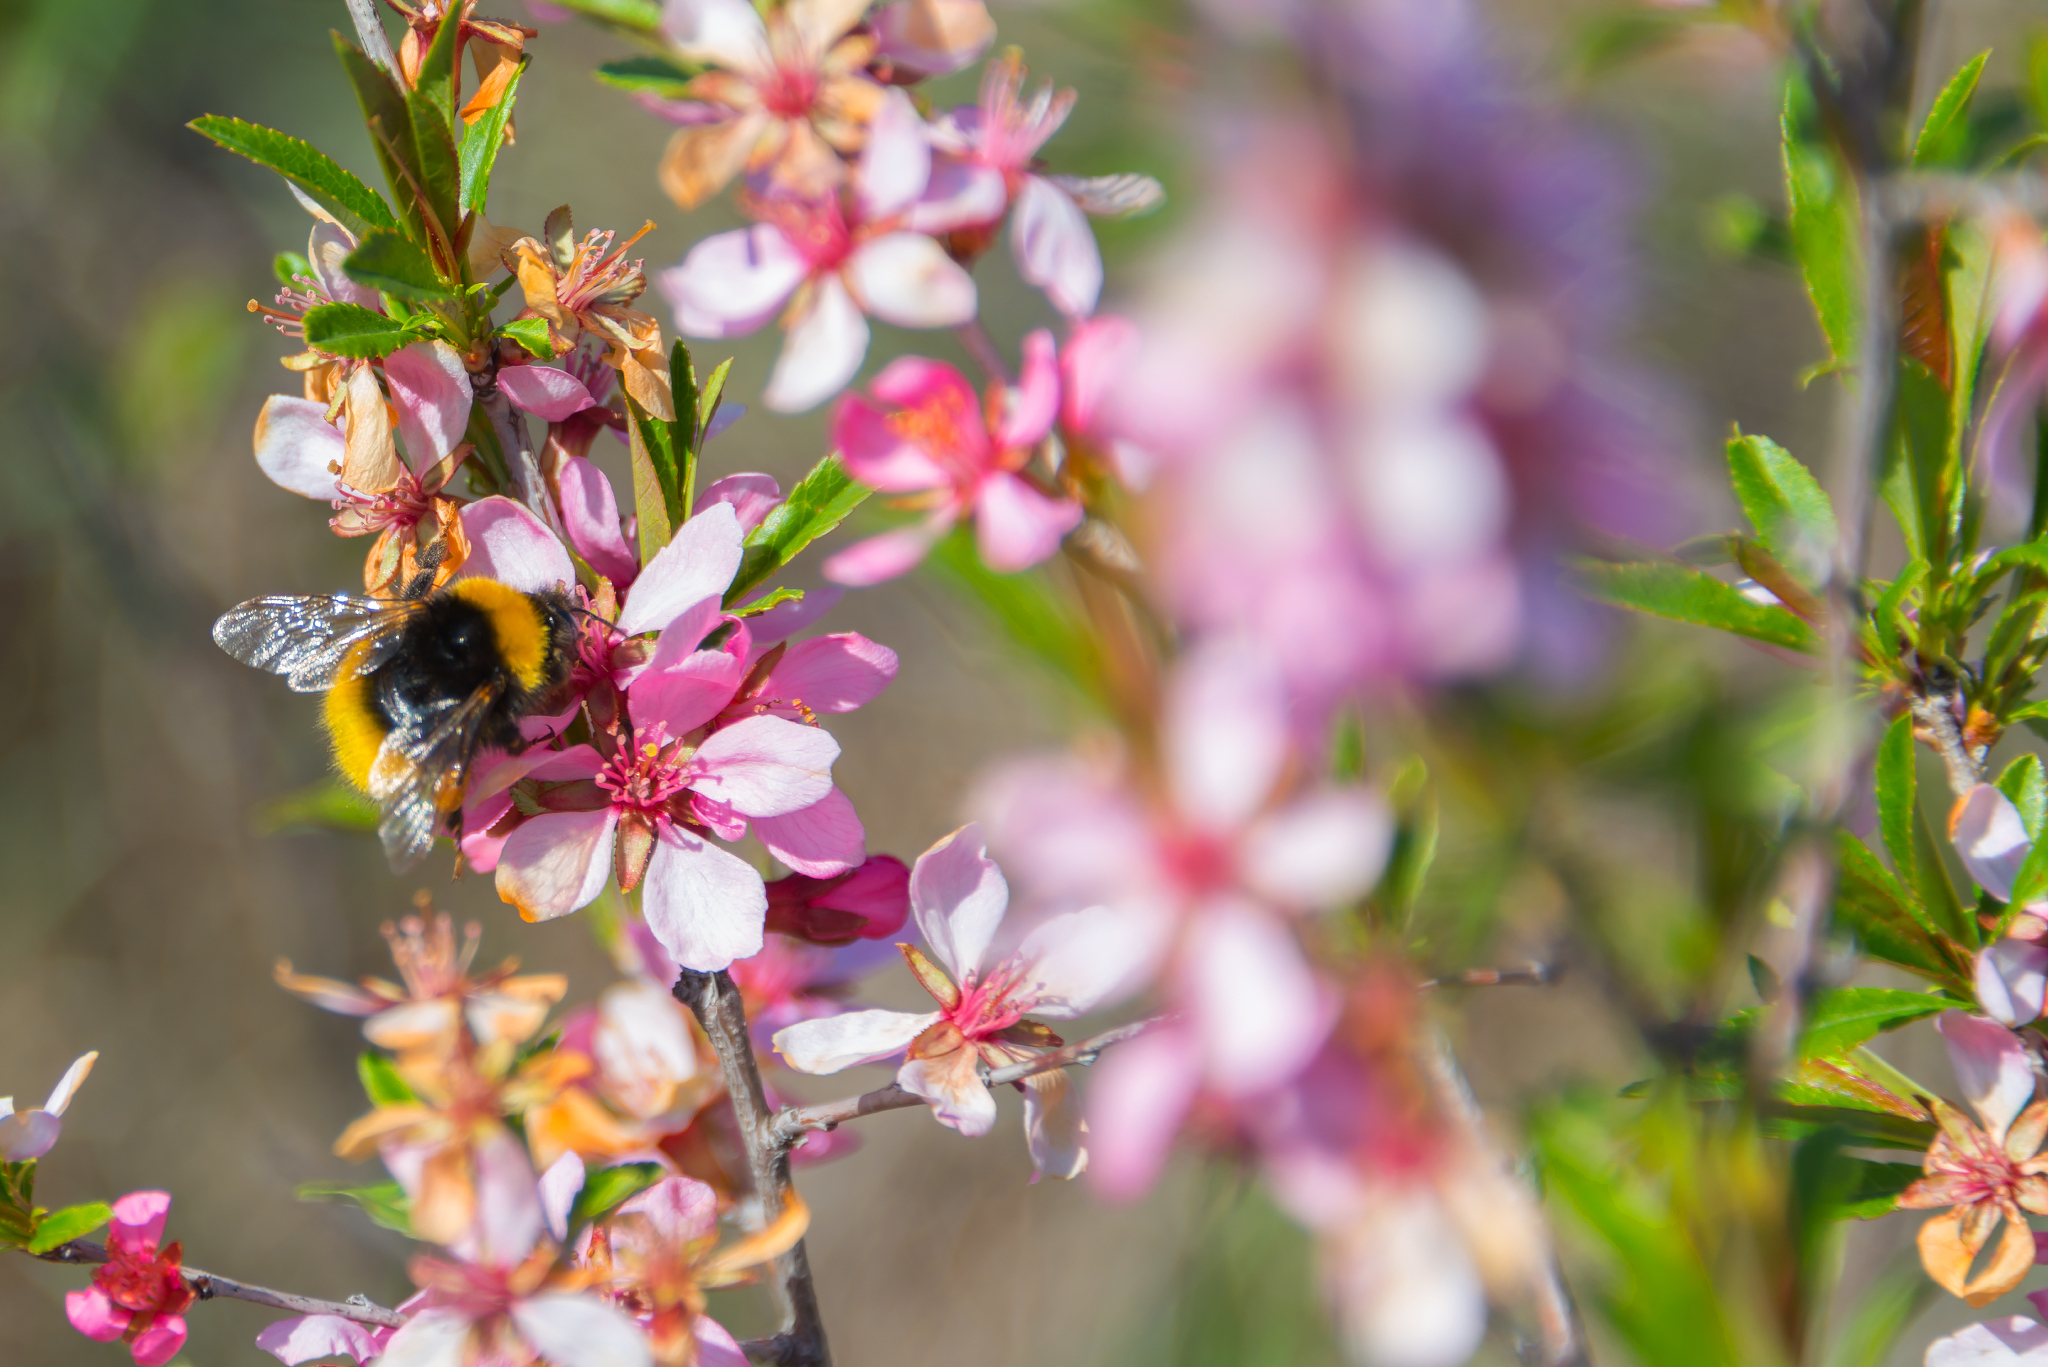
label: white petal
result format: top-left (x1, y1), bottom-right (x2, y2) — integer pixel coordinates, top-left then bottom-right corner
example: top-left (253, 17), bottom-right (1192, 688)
top-left (1980, 939), bottom-right (2048, 1028)
top-left (538, 1152), bottom-right (586, 1242)
top-left (42, 1052), bottom-right (97, 1117)
top-left (1011, 176), bottom-right (1101, 317)
top-left (618, 501), bottom-right (744, 637)
top-left (643, 827), bottom-right (767, 972)
top-left (772, 1008), bottom-right (938, 1073)
top-left (254, 396), bottom-right (345, 499)
top-left (1240, 788), bottom-right (1394, 910)
top-left (495, 809), bottom-right (621, 922)
top-left (662, 225), bottom-right (808, 339)
top-left (897, 1046), bottom-right (998, 1136)
top-left (846, 233), bottom-right (978, 328)
top-left (595, 979), bottom-right (700, 1116)
top-left (1926, 1318), bottom-right (2048, 1365)
top-left (470, 1127), bottom-right (544, 1265)
top-left (375, 1311), bottom-right (473, 1367)
top-left (858, 88), bottom-right (932, 221)
top-left (1329, 1191), bottom-right (1487, 1367)
top-left (764, 276), bottom-right (870, 413)
top-left (1015, 904), bottom-right (1169, 1020)
top-left (1186, 904), bottom-right (1329, 1096)
top-left (1939, 1009), bottom-right (2040, 1141)
top-left (690, 714), bottom-right (840, 816)
top-left (1164, 639), bottom-right (1290, 832)
top-left (660, 0), bottom-right (771, 73)
top-left (1022, 1069), bottom-right (1087, 1182)
top-left (910, 823), bottom-right (1010, 981)
top-left (308, 221), bottom-right (378, 309)
top-left (511, 1292), bottom-right (653, 1367)
top-left (1955, 784), bottom-right (2032, 902)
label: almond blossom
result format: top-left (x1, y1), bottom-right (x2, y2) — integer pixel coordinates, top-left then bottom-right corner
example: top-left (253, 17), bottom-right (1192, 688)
top-left (255, 1312), bottom-right (394, 1366)
top-left (64, 1192), bottom-right (195, 1367)
top-left (764, 854), bottom-right (911, 944)
top-left (870, 0), bottom-right (996, 79)
top-left (1950, 784), bottom-right (2048, 1024)
top-left (0, 1050), bottom-right (96, 1162)
top-left (821, 335), bottom-right (1080, 584)
top-left (1927, 1305), bottom-right (2048, 1366)
top-left (773, 823), bottom-right (1150, 1179)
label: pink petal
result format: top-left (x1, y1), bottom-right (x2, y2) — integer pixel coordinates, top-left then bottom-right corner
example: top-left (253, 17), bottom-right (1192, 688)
top-left (1240, 788), bottom-right (1394, 910)
top-left (1981, 939), bottom-right (2048, 1028)
top-left (821, 521), bottom-right (948, 586)
top-left (1015, 903), bottom-right (1170, 1020)
top-left (690, 715), bottom-right (840, 816)
top-left (753, 787), bottom-right (865, 876)
top-left (831, 391), bottom-right (952, 494)
top-left (253, 396), bottom-right (345, 499)
top-left (742, 586), bottom-right (842, 653)
top-left (664, 225), bottom-right (807, 339)
top-left (256, 1314), bottom-right (391, 1365)
top-left (773, 1007), bottom-right (938, 1073)
top-left (1926, 1319), bottom-right (2048, 1365)
top-left (385, 340), bottom-right (474, 469)
top-left (1021, 1069), bottom-right (1087, 1182)
top-left (458, 496), bottom-right (576, 592)
top-left (556, 456), bottom-right (639, 588)
top-left (910, 822), bottom-right (1009, 981)
top-left (510, 1292), bottom-right (654, 1367)
top-left (871, 0), bottom-right (995, 77)
top-left (471, 1127), bottom-right (544, 1265)
top-left (0, 1110), bottom-right (62, 1162)
top-left (618, 501), bottom-right (744, 637)
top-left (694, 1316), bottom-right (752, 1367)
top-left (643, 826), bottom-right (768, 972)
top-left (814, 854), bottom-right (912, 937)
top-left (897, 1045), bottom-right (998, 1135)
top-left (661, 0), bottom-right (770, 72)
top-left (1955, 784), bottom-right (2032, 902)
top-left (973, 472), bottom-right (1081, 572)
top-left (496, 809), bottom-right (621, 922)
top-left (110, 1190), bottom-right (172, 1255)
top-left (695, 473), bottom-right (782, 534)
top-left (846, 233), bottom-right (977, 329)
top-left (630, 624), bottom-right (748, 734)
top-left (538, 1153), bottom-right (586, 1242)
top-left (1060, 314), bottom-right (1138, 435)
top-left (858, 88), bottom-right (932, 222)
top-left (1086, 1024), bottom-right (1200, 1201)
top-left (65, 1287), bottom-right (129, 1343)
top-left (995, 328), bottom-right (1060, 449)
top-left (904, 157), bottom-right (1009, 235)
top-left (1011, 175), bottom-right (1101, 317)
top-left (763, 633), bottom-right (899, 712)
top-left (1164, 640), bottom-right (1289, 832)
top-left (594, 979), bottom-right (699, 1115)
top-left (765, 274), bottom-right (871, 414)
top-left (616, 1176), bottom-right (721, 1249)
top-left (1941, 1008), bottom-right (2040, 1140)
top-left (308, 221), bottom-right (378, 309)
top-left (129, 1316), bottom-right (189, 1367)
top-left (498, 364), bottom-right (599, 422)
top-left (1185, 905), bottom-right (1329, 1096)
top-left (376, 1309), bottom-right (472, 1367)
top-left (972, 754), bottom-right (1154, 907)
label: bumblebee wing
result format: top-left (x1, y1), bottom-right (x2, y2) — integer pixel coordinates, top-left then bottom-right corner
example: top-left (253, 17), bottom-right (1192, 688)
top-left (366, 683), bottom-right (502, 871)
top-left (212, 594), bottom-right (420, 694)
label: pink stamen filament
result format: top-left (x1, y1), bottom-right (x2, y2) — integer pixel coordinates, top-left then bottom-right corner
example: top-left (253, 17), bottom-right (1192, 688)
top-left (942, 959), bottom-right (1036, 1041)
top-left (595, 723), bottom-right (695, 815)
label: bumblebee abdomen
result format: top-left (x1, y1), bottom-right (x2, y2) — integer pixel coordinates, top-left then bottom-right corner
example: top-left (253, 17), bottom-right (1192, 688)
top-left (323, 639), bottom-right (390, 791)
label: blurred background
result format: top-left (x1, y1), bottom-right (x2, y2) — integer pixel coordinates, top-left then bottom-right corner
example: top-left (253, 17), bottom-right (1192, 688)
top-left (2, 0), bottom-right (2045, 1363)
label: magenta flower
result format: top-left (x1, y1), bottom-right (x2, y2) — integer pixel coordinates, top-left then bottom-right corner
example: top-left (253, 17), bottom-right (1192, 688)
top-left (65, 1192), bottom-right (195, 1367)
top-left (773, 824), bottom-right (1150, 1179)
top-left (765, 854), bottom-right (912, 944)
top-left (822, 335), bottom-right (1080, 585)
top-left (0, 1050), bottom-right (95, 1161)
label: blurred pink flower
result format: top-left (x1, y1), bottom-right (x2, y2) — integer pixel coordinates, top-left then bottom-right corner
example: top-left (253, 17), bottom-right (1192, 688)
top-left (871, 0), bottom-right (996, 78)
top-left (391, 1249), bottom-right (651, 1367)
top-left (255, 1313), bottom-right (393, 1365)
top-left (822, 335), bottom-right (1080, 584)
top-left (1926, 1316), bottom-right (2048, 1365)
top-left (64, 1192), bottom-right (194, 1367)
top-left (0, 1051), bottom-right (95, 1161)
top-left (731, 929), bottom-right (903, 1044)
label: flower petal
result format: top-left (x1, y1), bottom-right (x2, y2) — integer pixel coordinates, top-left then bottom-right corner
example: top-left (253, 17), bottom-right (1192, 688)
top-left (661, 0), bottom-right (771, 72)
top-left (254, 396), bottom-right (345, 499)
top-left (774, 1008), bottom-right (939, 1073)
top-left (1011, 175), bottom-right (1101, 317)
top-left (905, 157), bottom-right (1008, 235)
top-left (1022, 1068), bottom-right (1087, 1182)
top-left (691, 714), bottom-right (840, 816)
top-left (821, 522), bottom-right (946, 586)
top-left (910, 822), bottom-right (1010, 981)
top-left (1926, 1318), bottom-right (2048, 1366)
top-left (556, 455), bottom-right (639, 588)
top-left (538, 1152), bottom-right (586, 1242)
top-left (497, 809), bottom-right (622, 922)
top-left (471, 1127), bottom-right (545, 1265)
top-left (765, 274), bottom-right (871, 414)
top-left (384, 340), bottom-right (474, 469)
top-left (1956, 784), bottom-right (2032, 903)
top-left (1941, 1009), bottom-right (2039, 1141)
top-left (616, 1175), bottom-right (721, 1248)
top-left (595, 979), bottom-right (700, 1117)
top-left (512, 1293), bottom-right (655, 1367)
top-left (763, 633), bottom-right (899, 712)
top-left (1164, 640), bottom-right (1290, 832)
top-left (973, 471), bottom-right (1081, 572)
top-left (619, 500), bottom-right (744, 637)
top-left (458, 496), bottom-right (576, 592)
top-left (0, 1111), bottom-right (62, 1162)
top-left (308, 221), bottom-right (377, 309)
top-left (846, 232), bottom-right (978, 329)
top-left (752, 787), bottom-right (865, 876)
top-left (831, 390), bottom-right (952, 494)
top-left (256, 1314), bottom-right (391, 1365)
top-left (1086, 1024), bottom-right (1200, 1201)
top-left (871, 0), bottom-right (996, 78)
top-left (1240, 788), bottom-right (1394, 910)
top-left (644, 826), bottom-right (768, 971)
top-left (498, 364), bottom-right (599, 422)
top-left (694, 1316), bottom-right (753, 1367)
top-left (129, 1316), bottom-right (189, 1367)
top-left (897, 1042), bottom-right (997, 1135)
top-left (996, 328), bottom-right (1061, 450)
top-left (1060, 314), bottom-right (1139, 436)
top-left (376, 1309), bottom-right (473, 1367)
top-left (42, 1051), bottom-right (94, 1117)
top-left (1015, 903), bottom-right (1169, 1020)
top-left (695, 472), bottom-right (782, 534)
top-left (110, 1190), bottom-right (172, 1255)
top-left (664, 224), bottom-right (808, 339)
top-left (859, 88), bottom-right (932, 221)
top-left (65, 1288), bottom-right (129, 1343)
top-left (1982, 939), bottom-right (2048, 1028)
top-left (1185, 905), bottom-right (1329, 1096)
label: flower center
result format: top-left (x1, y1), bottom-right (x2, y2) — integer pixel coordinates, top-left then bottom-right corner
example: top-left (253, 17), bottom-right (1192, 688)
top-left (333, 466), bottom-right (433, 533)
top-left (595, 724), bottom-right (693, 815)
top-left (943, 960), bottom-right (1033, 1041)
top-left (887, 388), bottom-right (986, 486)
top-left (758, 59), bottom-right (819, 120)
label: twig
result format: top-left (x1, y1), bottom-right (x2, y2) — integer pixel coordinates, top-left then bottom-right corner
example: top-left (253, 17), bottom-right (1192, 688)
top-left (674, 970), bottom-right (831, 1367)
top-left (29, 1240), bottom-right (406, 1329)
top-left (1419, 963), bottom-right (1559, 991)
top-left (1909, 685), bottom-right (1987, 796)
top-left (769, 1017), bottom-right (1168, 1148)
top-left (954, 319), bottom-right (1011, 384)
top-left (481, 391), bottom-right (568, 541)
top-left (343, 0), bottom-right (399, 74)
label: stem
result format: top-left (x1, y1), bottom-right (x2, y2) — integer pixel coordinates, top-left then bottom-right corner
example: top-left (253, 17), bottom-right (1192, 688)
top-left (673, 970), bottom-right (831, 1367)
top-left (1909, 685), bottom-right (1987, 794)
top-left (482, 391), bottom-right (567, 540)
top-left (28, 1240), bottom-right (406, 1329)
top-left (343, 0), bottom-right (399, 73)
top-left (1418, 963), bottom-right (1560, 991)
top-left (954, 319), bottom-right (1011, 384)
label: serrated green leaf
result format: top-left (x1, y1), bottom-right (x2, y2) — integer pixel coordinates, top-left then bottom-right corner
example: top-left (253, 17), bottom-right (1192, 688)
top-left (594, 55), bottom-right (699, 99)
top-left (568, 1161), bottom-right (666, 1229)
top-left (626, 394), bottom-right (681, 562)
top-left (188, 115), bottom-right (400, 238)
top-left (1913, 50), bottom-right (1990, 166)
top-left (335, 35), bottom-right (429, 250)
top-left (255, 779), bottom-right (380, 834)
top-left (1868, 560), bottom-right (1926, 657)
top-left (1831, 830), bottom-right (1964, 983)
top-left (358, 1051), bottom-right (416, 1106)
top-left (1875, 715), bottom-right (1919, 892)
top-left (302, 302), bottom-right (421, 359)
top-left (1784, 80), bottom-right (1864, 376)
top-left (1577, 560), bottom-right (1819, 652)
top-left (1797, 987), bottom-right (1945, 1058)
top-left (25, 1202), bottom-right (113, 1254)
top-left (724, 456), bottom-right (871, 606)
top-left (499, 317), bottom-right (556, 360)
top-left (924, 526), bottom-right (1109, 710)
top-left (343, 228), bottom-right (456, 301)
top-left (731, 587), bottom-right (803, 617)
top-left (459, 55), bottom-right (527, 216)
top-left (297, 1179), bottom-right (414, 1236)
top-left (1726, 431), bottom-right (1837, 579)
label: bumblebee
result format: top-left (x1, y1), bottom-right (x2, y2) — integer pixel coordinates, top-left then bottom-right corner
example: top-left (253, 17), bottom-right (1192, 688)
top-left (213, 579), bottom-right (578, 869)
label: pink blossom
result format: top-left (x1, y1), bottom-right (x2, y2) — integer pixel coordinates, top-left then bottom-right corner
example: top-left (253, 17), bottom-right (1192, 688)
top-left (765, 855), bottom-right (912, 944)
top-left (731, 929), bottom-right (903, 1044)
top-left (1952, 784), bottom-right (2048, 940)
top-left (822, 337), bottom-right (1080, 584)
top-left (64, 1192), bottom-right (195, 1367)
top-left (497, 360), bottom-right (602, 423)
top-left (0, 1050), bottom-right (95, 1161)
top-left (871, 0), bottom-right (996, 79)
top-left (387, 1253), bottom-right (651, 1367)
top-left (255, 1314), bottom-right (393, 1365)
top-left (1926, 1317), bottom-right (2048, 1365)
top-left (660, 90), bottom-right (977, 412)
top-left (1058, 313), bottom-right (1153, 488)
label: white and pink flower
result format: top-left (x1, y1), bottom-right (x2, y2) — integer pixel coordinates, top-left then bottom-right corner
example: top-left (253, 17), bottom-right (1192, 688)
top-left (0, 1051), bottom-right (95, 1162)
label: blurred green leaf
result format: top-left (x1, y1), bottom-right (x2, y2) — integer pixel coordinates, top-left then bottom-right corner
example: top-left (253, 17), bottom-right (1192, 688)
top-left (538, 0), bottom-right (663, 31)
top-left (303, 302), bottom-right (424, 359)
top-left (2001, 754), bottom-right (2048, 839)
top-left (595, 55), bottom-right (698, 99)
top-left (1374, 761), bottom-right (1437, 932)
top-left (696, 357), bottom-right (734, 444)
top-left (1875, 715), bottom-right (1919, 893)
top-left (358, 1051), bottom-right (416, 1107)
top-left (459, 55), bottom-right (527, 216)
top-left (724, 455), bottom-right (870, 606)
top-left (1702, 193), bottom-right (1793, 265)
top-left (115, 281), bottom-right (247, 464)
top-left (499, 317), bottom-right (556, 360)
top-left (1832, 831), bottom-right (1966, 983)
top-left (1726, 431), bottom-right (1837, 579)
top-left (187, 115), bottom-right (400, 238)
top-left (1836, 1158), bottom-right (1922, 1219)
top-left (297, 1179), bottom-right (414, 1236)
top-left (671, 341), bottom-right (700, 517)
top-left (1565, 9), bottom-right (1694, 81)
top-left (567, 1161), bottom-right (665, 1229)
top-left (924, 527), bottom-right (1109, 710)
top-left (274, 250), bottom-right (311, 285)
top-left (1796, 987), bottom-right (1945, 1058)
top-left (254, 779), bottom-right (379, 834)
top-left (25, 1202), bottom-right (112, 1254)
top-left (1578, 560), bottom-right (1818, 652)
top-left (334, 34), bottom-right (430, 250)
top-left (343, 228), bottom-right (456, 301)
top-left (1913, 50), bottom-right (1990, 165)
top-left (1783, 79), bottom-right (1864, 376)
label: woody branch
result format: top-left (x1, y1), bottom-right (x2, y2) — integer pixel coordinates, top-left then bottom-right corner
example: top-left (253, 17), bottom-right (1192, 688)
top-left (27, 1239), bottom-right (406, 1329)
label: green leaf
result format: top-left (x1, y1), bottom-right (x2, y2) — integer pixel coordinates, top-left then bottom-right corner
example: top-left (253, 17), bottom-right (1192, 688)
top-left (1783, 79), bottom-right (1864, 376)
top-left (274, 250), bottom-right (311, 286)
top-left (334, 34), bottom-right (429, 250)
top-left (25, 1202), bottom-right (113, 1254)
top-left (625, 393), bottom-right (682, 562)
top-left (302, 302), bottom-right (422, 359)
top-left (1867, 560), bottom-right (1927, 657)
top-left (1796, 987), bottom-right (1945, 1059)
top-left (2009, 817), bottom-right (2048, 908)
top-left (1875, 715), bottom-right (1919, 893)
top-left (1375, 771), bottom-right (1438, 932)
top-left (187, 115), bottom-right (400, 238)
top-left (358, 1051), bottom-right (416, 1106)
top-left (534, 0), bottom-right (663, 31)
top-left (254, 779), bottom-right (379, 834)
top-left (297, 1179), bottom-right (414, 1236)
top-left (670, 340), bottom-right (699, 519)
top-left (1836, 1158), bottom-right (1924, 1219)
top-left (1913, 50), bottom-right (1990, 166)
top-left (1726, 431), bottom-right (1837, 579)
top-left (1783, 1048), bottom-right (1933, 1120)
top-left (2001, 754), bottom-right (2048, 840)
top-left (459, 54), bottom-right (527, 215)
top-left (731, 587), bottom-right (803, 618)
top-left (499, 317), bottom-right (557, 360)
top-left (342, 228), bottom-right (456, 301)
top-left (1894, 357), bottom-right (1959, 575)
top-left (404, 1), bottom-right (466, 255)
top-left (1831, 830), bottom-right (1964, 983)
top-left (594, 55), bottom-right (699, 99)
top-left (924, 526), bottom-right (1109, 709)
top-left (1577, 560), bottom-right (1819, 652)
top-left (724, 456), bottom-right (871, 606)
top-left (567, 1161), bottom-right (666, 1229)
